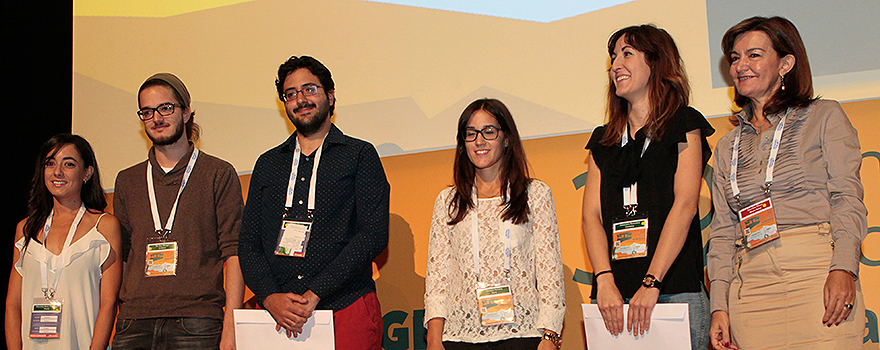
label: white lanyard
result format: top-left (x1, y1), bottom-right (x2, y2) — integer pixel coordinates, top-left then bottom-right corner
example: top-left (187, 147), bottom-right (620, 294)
top-left (285, 136), bottom-right (325, 215)
top-left (40, 204), bottom-right (86, 299)
top-left (470, 188), bottom-right (513, 281)
top-left (147, 148), bottom-right (199, 237)
top-left (621, 125), bottom-right (650, 216)
top-left (729, 109), bottom-right (789, 205)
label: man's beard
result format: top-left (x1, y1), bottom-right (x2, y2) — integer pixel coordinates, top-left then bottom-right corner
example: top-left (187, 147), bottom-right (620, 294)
top-left (148, 119), bottom-right (186, 146)
top-left (289, 103), bottom-right (330, 137)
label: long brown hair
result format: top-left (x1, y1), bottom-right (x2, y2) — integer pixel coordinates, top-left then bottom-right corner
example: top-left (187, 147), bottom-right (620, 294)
top-left (23, 134), bottom-right (107, 250)
top-left (600, 24), bottom-right (690, 146)
top-left (448, 99), bottom-right (531, 225)
top-left (722, 16), bottom-right (816, 122)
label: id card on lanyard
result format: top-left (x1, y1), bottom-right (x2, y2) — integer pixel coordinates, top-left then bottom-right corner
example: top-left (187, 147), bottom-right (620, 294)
top-left (730, 110), bottom-right (789, 249)
top-left (275, 136), bottom-right (324, 258)
top-left (612, 125), bottom-right (650, 261)
top-left (144, 148), bottom-right (199, 277)
top-left (738, 197), bottom-right (779, 249)
top-left (30, 298), bottom-right (63, 338)
top-left (471, 190), bottom-right (517, 327)
top-left (29, 205), bottom-right (86, 339)
top-left (612, 217), bottom-right (648, 260)
top-left (476, 284), bottom-right (515, 326)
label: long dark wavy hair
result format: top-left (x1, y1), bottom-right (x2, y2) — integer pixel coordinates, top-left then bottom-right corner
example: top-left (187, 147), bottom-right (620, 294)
top-left (722, 16), bottom-right (816, 123)
top-left (23, 134), bottom-right (107, 250)
top-left (600, 24), bottom-right (690, 146)
top-left (447, 99), bottom-right (531, 225)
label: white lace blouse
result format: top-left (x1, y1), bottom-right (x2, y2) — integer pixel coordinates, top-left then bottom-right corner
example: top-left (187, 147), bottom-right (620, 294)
top-left (424, 180), bottom-right (565, 343)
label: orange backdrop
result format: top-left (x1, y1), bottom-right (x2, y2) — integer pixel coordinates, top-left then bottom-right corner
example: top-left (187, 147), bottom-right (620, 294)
top-left (102, 98), bottom-right (880, 349)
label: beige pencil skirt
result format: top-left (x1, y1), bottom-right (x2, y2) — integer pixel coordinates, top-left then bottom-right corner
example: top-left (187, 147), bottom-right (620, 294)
top-left (728, 223), bottom-right (865, 349)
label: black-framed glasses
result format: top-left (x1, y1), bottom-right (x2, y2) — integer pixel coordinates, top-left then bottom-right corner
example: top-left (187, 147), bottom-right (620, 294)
top-left (282, 84), bottom-right (323, 102)
top-left (464, 126), bottom-right (503, 142)
top-left (137, 102), bottom-right (177, 121)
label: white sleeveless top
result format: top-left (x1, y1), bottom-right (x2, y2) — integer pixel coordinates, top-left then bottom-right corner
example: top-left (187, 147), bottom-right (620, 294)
top-left (15, 213), bottom-right (111, 350)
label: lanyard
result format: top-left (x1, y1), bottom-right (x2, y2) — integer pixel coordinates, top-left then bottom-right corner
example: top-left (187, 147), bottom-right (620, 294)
top-left (621, 125), bottom-right (650, 216)
top-left (470, 188), bottom-right (513, 281)
top-left (285, 136), bottom-right (325, 216)
top-left (729, 109), bottom-right (790, 205)
top-left (147, 148), bottom-right (199, 237)
top-left (40, 204), bottom-right (86, 299)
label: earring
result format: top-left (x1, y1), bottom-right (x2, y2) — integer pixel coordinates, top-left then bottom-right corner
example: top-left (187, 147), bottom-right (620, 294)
top-left (780, 74), bottom-right (786, 91)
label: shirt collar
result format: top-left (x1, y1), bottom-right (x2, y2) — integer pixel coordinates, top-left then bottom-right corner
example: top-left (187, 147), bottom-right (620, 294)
top-left (735, 104), bottom-right (803, 131)
top-left (281, 123), bottom-right (347, 153)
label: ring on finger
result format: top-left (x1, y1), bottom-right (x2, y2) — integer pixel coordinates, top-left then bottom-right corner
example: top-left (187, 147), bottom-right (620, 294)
top-left (844, 303), bottom-right (854, 309)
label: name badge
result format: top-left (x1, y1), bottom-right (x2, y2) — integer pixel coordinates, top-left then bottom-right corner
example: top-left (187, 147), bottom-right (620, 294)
top-left (29, 298), bottom-right (62, 339)
top-left (276, 220), bottom-right (312, 258)
top-left (738, 197), bottom-right (780, 249)
top-left (476, 283), bottom-right (515, 326)
top-left (611, 216), bottom-right (648, 260)
top-left (145, 239), bottom-right (178, 277)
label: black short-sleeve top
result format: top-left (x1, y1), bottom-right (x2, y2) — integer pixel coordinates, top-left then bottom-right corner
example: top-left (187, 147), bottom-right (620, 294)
top-left (586, 106), bottom-right (715, 298)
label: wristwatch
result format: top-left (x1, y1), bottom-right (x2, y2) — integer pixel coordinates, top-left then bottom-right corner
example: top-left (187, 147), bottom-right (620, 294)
top-left (642, 274), bottom-right (662, 289)
top-left (542, 331), bottom-right (561, 348)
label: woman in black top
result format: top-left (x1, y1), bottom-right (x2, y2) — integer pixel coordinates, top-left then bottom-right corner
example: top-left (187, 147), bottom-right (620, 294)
top-left (581, 24), bottom-right (714, 350)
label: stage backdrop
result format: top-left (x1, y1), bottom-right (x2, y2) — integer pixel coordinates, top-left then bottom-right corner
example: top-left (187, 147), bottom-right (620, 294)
top-left (76, 0), bottom-right (880, 348)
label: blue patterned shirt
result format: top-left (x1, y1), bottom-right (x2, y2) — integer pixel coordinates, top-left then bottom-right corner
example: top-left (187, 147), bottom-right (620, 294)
top-left (239, 124), bottom-right (390, 311)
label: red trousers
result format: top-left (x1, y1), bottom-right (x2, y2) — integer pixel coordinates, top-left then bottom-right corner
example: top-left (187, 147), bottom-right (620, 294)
top-left (333, 292), bottom-right (383, 350)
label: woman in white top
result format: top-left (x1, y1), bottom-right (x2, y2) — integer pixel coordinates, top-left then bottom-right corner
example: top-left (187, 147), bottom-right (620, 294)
top-left (424, 99), bottom-right (565, 350)
top-left (5, 134), bottom-right (122, 350)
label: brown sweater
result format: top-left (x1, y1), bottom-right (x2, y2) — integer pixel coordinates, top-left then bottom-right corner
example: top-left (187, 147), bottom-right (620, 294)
top-left (113, 146), bottom-right (242, 319)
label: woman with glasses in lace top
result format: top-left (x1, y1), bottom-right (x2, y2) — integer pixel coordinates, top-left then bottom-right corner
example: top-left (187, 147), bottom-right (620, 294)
top-left (424, 99), bottom-right (565, 350)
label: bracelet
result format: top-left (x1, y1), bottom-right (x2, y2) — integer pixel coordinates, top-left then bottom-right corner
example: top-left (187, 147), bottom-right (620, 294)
top-left (593, 270), bottom-right (613, 279)
top-left (542, 331), bottom-right (562, 348)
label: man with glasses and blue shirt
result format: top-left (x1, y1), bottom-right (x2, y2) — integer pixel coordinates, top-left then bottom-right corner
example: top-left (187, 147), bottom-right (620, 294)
top-left (112, 73), bottom-right (245, 350)
top-left (239, 56), bottom-right (390, 349)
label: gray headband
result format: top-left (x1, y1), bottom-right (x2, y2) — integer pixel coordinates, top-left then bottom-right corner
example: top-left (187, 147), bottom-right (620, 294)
top-left (144, 72), bottom-right (191, 106)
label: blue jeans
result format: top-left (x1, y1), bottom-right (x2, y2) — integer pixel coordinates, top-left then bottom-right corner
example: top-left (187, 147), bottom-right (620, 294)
top-left (592, 286), bottom-right (709, 350)
top-left (111, 317), bottom-right (222, 350)
top-left (657, 289), bottom-right (709, 350)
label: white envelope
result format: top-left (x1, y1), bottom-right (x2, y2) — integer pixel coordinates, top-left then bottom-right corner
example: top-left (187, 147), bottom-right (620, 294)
top-left (582, 303), bottom-right (691, 350)
top-left (234, 309), bottom-right (335, 349)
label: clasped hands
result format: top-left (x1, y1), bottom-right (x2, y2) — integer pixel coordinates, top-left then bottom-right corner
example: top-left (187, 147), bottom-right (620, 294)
top-left (262, 290), bottom-right (321, 338)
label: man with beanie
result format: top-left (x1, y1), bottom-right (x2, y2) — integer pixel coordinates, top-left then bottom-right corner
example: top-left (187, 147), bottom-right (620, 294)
top-left (111, 73), bottom-right (244, 350)
top-left (239, 56), bottom-right (389, 349)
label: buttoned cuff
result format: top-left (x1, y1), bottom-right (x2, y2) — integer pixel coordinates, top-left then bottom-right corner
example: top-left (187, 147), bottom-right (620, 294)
top-left (709, 280), bottom-right (730, 313)
top-left (829, 237), bottom-right (861, 279)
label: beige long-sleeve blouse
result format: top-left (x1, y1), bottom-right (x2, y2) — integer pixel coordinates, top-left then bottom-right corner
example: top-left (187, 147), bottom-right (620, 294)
top-left (707, 100), bottom-right (867, 313)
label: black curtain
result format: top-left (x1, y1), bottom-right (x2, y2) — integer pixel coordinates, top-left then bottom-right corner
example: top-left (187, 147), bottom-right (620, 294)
top-left (3, 3), bottom-right (72, 347)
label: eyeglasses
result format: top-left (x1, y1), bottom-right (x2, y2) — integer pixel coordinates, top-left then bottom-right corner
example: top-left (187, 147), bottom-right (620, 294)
top-left (464, 126), bottom-right (503, 142)
top-left (137, 103), bottom-right (177, 121)
top-left (282, 84), bottom-right (323, 102)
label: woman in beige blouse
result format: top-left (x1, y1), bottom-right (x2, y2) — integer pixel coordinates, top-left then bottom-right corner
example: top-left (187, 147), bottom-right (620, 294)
top-left (707, 16), bottom-right (866, 349)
